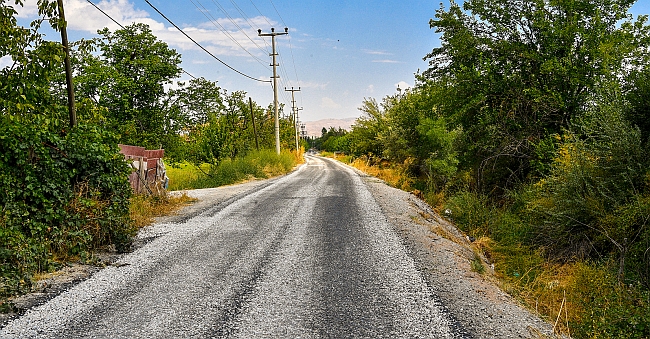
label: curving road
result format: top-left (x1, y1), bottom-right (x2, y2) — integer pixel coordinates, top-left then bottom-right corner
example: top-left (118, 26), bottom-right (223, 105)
top-left (1, 155), bottom-right (466, 338)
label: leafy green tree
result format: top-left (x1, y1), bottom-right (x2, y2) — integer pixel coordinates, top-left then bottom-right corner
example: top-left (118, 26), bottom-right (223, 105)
top-left (315, 127), bottom-right (348, 152)
top-left (1, 0), bottom-right (65, 122)
top-left (424, 0), bottom-right (648, 193)
top-left (73, 23), bottom-right (183, 149)
top-left (348, 98), bottom-right (386, 157)
top-left (624, 63), bottom-right (650, 145)
top-left (527, 89), bottom-right (649, 282)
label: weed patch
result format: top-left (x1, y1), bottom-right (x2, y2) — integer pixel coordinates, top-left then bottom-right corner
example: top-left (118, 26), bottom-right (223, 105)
top-left (129, 193), bottom-right (196, 228)
top-left (167, 149), bottom-right (300, 190)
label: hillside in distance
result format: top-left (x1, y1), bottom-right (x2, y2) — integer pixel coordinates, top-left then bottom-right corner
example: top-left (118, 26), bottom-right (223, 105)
top-left (302, 117), bottom-right (357, 137)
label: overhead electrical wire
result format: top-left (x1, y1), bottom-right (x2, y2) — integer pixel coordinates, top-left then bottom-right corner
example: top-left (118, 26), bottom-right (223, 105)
top-left (85, 0), bottom-right (197, 80)
top-left (143, 0), bottom-right (270, 83)
top-left (85, 0), bottom-right (122, 29)
top-left (88, 0), bottom-right (301, 120)
top-left (229, 0), bottom-right (271, 51)
top-left (268, 0), bottom-right (286, 27)
top-left (188, 0), bottom-right (269, 69)
top-left (254, 0), bottom-right (303, 107)
top-left (246, 0), bottom-right (302, 106)
top-left (232, 0), bottom-right (291, 106)
top-left (248, 0), bottom-right (273, 27)
top-left (287, 36), bottom-right (303, 107)
top-left (208, 0), bottom-right (270, 55)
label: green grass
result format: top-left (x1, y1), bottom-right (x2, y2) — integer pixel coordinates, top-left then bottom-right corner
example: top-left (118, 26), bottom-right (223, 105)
top-left (166, 163), bottom-right (209, 191)
top-left (167, 149), bottom-right (301, 191)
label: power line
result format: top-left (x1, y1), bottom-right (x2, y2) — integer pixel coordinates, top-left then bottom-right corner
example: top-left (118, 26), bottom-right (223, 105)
top-left (86, 0), bottom-right (122, 28)
top-left (229, 0), bottom-right (271, 51)
top-left (144, 0), bottom-right (270, 83)
top-left (250, 0), bottom-right (302, 107)
top-left (287, 35), bottom-right (303, 107)
top-left (85, 0), bottom-right (197, 80)
top-left (188, 0), bottom-right (269, 68)
top-left (208, 0), bottom-right (269, 55)
top-left (268, 0), bottom-right (286, 27)
top-left (249, 0), bottom-right (273, 27)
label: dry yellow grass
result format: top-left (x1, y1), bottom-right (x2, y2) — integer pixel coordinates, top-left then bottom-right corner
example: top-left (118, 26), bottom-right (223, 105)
top-left (349, 157), bottom-right (414, 191)
top-left (129, 193), bottom-right (197, 228)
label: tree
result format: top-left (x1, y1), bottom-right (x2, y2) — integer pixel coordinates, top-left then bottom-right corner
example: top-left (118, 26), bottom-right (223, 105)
top-left (1, 0), bottom-right (65, 122)
top-left (347, 98), bottom-right (386, 158)
top-left (424, 0), bottom-right (648, 193)
top-left (73, 23), bottom-right (183, 149)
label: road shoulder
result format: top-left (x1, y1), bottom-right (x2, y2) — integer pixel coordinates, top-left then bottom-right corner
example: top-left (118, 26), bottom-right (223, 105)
top-left (0, 177), bottom-right (279, 328)
top-left (360, 173), bottom-right (560, 339)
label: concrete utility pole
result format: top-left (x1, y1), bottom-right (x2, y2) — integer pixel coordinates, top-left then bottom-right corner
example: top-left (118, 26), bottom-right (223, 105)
top-left (296, 107), bottom-right (303, 150)
top-left (249, 97), bottom-right (259, 151)
top-left (258, 27), bottom-right (288, 154)
top-left (285, 87), bottom-right (301, 151)
top-left (57, 0), bottom-right (76, 128)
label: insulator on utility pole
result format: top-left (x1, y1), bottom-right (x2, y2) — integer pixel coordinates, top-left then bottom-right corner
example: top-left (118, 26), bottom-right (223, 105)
top-left (258, 28), bottom-right (288, 154)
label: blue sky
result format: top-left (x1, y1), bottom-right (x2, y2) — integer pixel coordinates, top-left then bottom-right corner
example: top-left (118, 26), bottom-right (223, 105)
top-left (7, 0), bottom-right (650, 122)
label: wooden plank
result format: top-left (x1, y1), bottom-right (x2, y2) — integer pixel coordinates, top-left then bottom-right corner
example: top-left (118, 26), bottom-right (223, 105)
top-left (118, 144), bottom-right (145, 157)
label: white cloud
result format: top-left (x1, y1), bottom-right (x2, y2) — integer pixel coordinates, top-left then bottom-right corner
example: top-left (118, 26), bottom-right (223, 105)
top-left (66, 0), bottom-right (152, 32)
top-left (0, 56), bottom-right (13, 70)
top-left (320, 97), bottom-right (341, 109)
top-left (372, 59), bottom-right (400, 63)
top-left (366, 84), bottom-right (374, 93)
top-left (291, 80), bottom-right (328, 90)
top-left (13, 2), bottom-right (39, 18)
top-left (14, 0), bottom-right (278, 60)
top-left (363, 49), bottom-right (391, 55)
top-left (395, 81), bottom-right (411, 90)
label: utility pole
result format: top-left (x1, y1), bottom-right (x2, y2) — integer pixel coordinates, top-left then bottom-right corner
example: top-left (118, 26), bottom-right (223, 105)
top-left (57, 0), bottom-right (76, 128)
top-left (249, 97), bottom-right (259, 151)
top-left (285, 87), bottom-right (301, 151)
top-left (258, 27), bottom-right (288, 154)
top-left (296, 107), bottom-right (303, 151)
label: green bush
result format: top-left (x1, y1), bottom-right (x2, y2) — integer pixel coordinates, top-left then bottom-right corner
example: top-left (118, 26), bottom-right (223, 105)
top-left (526, 97), bottom-right (649, 270)
top-left (570, 263), bottom-right (650, 339)
top-left (444, 191), bottom-right (493, 238)
top-left (445, 190), bottom-right (532, 245)
top-left (0, 116), bottom-right (133, 297)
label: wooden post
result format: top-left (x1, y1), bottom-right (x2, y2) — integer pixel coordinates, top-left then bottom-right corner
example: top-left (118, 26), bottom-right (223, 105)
top-left (56, 0), bottom-right (76, 128)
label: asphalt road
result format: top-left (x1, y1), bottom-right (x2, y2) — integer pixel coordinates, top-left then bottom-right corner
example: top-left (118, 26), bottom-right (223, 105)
top-left (1, 155), bottom-right (465, 338)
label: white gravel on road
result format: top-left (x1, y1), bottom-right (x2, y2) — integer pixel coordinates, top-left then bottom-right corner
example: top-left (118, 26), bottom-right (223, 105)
top-left (0, 155), bottom-right (559, 339)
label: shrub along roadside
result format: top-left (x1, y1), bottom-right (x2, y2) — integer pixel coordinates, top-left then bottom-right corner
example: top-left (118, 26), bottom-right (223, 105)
top-left (0, 116), bottom-right (134, 299)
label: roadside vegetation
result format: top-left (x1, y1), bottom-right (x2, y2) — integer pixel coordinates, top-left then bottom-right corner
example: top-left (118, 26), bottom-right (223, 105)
top-left (167, 149), bottom-right (303, 191)
top-left (0, 0), bottom-right (302, 303)
top-left (319, 0), bottom-right (650, 337)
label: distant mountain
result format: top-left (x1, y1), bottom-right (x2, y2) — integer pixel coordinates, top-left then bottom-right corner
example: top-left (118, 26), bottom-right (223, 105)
top-left (302, 117), bottom-right (358, 137)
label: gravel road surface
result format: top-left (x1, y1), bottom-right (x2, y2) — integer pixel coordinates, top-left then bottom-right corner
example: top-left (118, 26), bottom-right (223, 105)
top-left (1, 155), bottom-right (556, 338)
